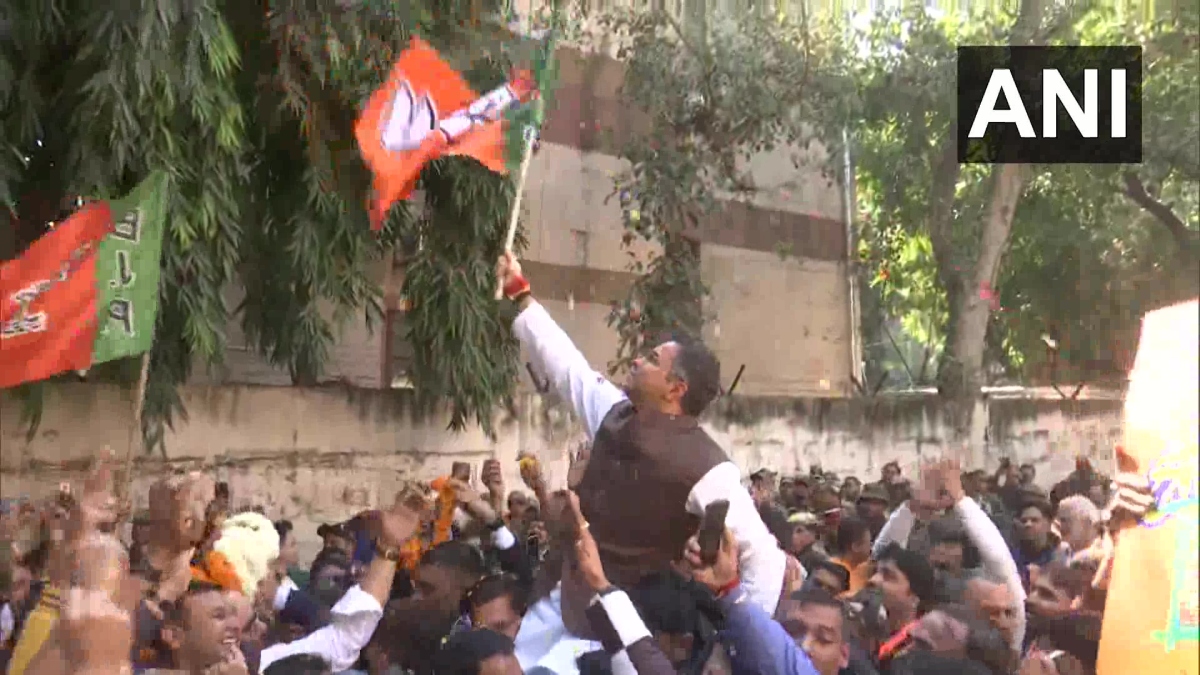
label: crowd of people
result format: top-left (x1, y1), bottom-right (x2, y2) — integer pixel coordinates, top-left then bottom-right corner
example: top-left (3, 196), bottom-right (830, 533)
top-left (0, 254), bottom-right (1160, 675)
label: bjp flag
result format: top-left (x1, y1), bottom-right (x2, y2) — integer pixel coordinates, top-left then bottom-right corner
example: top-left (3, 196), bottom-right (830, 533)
top-left (1096, 299), bottom-right (1198, 675)
top-left (355, 37), bottom-right (536, 229)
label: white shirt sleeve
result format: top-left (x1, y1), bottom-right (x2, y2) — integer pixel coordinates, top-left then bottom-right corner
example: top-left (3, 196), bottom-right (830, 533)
top-left (872, 503), bottom-right (917, 557)
top-left (954, 496), bottom-right (1027, 651)
top-left (258, 585), bottom-right (383, 673)
top-left (512, 301), bottom-right (628, 440)
top-left (687, 462), bottom-right (787, 615)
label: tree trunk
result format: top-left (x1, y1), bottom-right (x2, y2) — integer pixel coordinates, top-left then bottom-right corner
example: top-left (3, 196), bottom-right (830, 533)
top-left (940, 163), bottom-right (1028, 465)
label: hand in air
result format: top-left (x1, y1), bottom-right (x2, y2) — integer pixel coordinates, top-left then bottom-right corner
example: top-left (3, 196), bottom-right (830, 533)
top-left (563, 490), bottom-right (608, 592)
top-left (496, 251), bottom-right (523, 289)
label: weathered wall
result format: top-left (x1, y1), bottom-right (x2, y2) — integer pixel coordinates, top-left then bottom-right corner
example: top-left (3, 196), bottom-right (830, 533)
top-left (0, 384), bottom-right (1121, 561)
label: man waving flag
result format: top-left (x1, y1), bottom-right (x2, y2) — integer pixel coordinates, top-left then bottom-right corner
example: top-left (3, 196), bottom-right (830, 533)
top-left (355, 37), bottom-right (538, 229)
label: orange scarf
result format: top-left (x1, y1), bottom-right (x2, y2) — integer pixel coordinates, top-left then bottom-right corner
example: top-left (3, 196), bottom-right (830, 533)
top-left (398, 478), bottom-right (457, 572)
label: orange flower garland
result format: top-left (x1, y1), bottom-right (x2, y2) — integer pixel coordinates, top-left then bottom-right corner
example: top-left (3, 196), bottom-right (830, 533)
top-left (190, 549), bottom-right (242, 594)
top-left (398, 477), bottom-right (458, 573)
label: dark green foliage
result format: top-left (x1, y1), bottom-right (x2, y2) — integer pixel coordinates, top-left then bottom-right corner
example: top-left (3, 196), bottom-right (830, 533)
top-left (1, 0), bottom-right (547, 447)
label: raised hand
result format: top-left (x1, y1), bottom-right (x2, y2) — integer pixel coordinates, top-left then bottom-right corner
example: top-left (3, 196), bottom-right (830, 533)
top-left (446, 478), bottom-right (499, 524)
top-left (564, 490), bottom-right (608, 592)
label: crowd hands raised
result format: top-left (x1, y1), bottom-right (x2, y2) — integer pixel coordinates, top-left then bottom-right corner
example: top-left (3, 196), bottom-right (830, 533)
top-left (0, 444), bottom-right (1153, 675)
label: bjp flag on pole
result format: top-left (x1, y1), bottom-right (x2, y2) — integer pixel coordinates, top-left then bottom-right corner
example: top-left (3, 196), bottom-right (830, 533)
top-left (1096, 299), bottom-right (1198, 675)
top-left (0, 173), bottom-right (169, 388)
top-left (355, 37), bottom-right (537, 229)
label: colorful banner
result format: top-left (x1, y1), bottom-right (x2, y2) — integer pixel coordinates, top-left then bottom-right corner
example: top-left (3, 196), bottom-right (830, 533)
top-left (1097, 299), bottom-right (1199, 675)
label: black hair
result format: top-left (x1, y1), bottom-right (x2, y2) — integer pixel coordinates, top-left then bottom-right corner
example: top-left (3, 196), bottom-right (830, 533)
top-left (161, 581), bottom-right (226, 627)
top-left (310, 549), bottom-right (352, 582)
top-left (464, 573), bottom-right (529, 617)
top-left (215, 482), bottom-right (230, 499)
top-left (421, 540), bottom-right (488, 579)
top-left (834, 515), bottom-right (870, 556)
top-left (876, 542), bottom-right (937, 613)
top-left (667, 335), bottom-right (722, 417)
top-left (805, 559), bottom-right (852, 594)
top-left (431, 628), bottom-right (514, 675)
top-left (274, 519), bottom-right (293, 542)
top-left (760, 505), bottom-right (793, 550)
top-left (927, 517), bottom-right (967, 548)
top-left (262, 653), bottom-right (331, 675)
top-left (1019, 498), bottom-right (1055, 520)
top-left (790, 586), bottom-right (852, 641)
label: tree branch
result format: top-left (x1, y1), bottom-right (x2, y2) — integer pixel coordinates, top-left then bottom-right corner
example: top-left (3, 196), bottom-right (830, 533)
top-left (1121, 170), bottom-right (1197, 257)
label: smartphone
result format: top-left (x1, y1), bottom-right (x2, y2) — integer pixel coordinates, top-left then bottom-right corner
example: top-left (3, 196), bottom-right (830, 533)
top-left (697, 500), bottom-right (731, 565)
top-left (451, 462), bottom-right (472, 482)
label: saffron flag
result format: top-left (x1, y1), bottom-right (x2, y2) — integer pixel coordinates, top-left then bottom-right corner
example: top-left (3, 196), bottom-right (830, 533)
top-left (355, 37), bottom-right (537, 229)
top-left (0, 173), bottom-right (169, 388)
top-left (1096, 299), bottom-right (1198, 675)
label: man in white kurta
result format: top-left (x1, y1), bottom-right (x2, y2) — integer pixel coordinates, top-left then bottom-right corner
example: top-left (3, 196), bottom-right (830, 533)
top-left (496, 254), bottom-right (788, 675)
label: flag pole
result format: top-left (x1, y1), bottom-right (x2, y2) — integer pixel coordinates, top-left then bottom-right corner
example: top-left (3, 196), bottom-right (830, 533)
top-left (121, 351), bottom-right (151, 502)
top-left (495, 122), bottom-right (539, 300)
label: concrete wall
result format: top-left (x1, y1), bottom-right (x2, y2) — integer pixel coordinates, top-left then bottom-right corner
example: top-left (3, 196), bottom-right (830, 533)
top-left (0, 383), bottom-right (1121, 561)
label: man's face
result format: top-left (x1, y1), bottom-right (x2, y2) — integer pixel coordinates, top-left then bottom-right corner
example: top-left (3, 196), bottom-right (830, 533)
top-left (928, 542), bottom-right (964, 574)
top-left (507, 493), bottom-right (530, 522)
top-left (966, 579), bottom-right (1019, 646)
top-left (791, 603), bottom-right (850, 675)
top-left (792, 482), bottom-right (811, 506)
top-left (840, 479), bottom-right (861, 502)
top-left (416, 564), bottom-right (470, 614)
top-left (791, 525), bottom-right (816, 554)
top-left (279, 532), bottom-right (300, 569)
top-left (478, 653), bottom-right (523, 675)
top-left (472, 595), bottom-right (523, 640)
top-left (857, 499), bottom-right (887, 521)
top-left (882, 465), bottom-right (900, 483)
top-left (176, 590), bottom-right (240, 669)
top-left (1055, 511), bottom-right (1097, 554)
top-left (848, 529), bottom-right (873, 562)
top-left (1026, 570), bottom-right (1075, 618)
top-left (809, 568), bottom-right (849, 597)
top-left (1017, 506), bottom-right (1051, 545)
top-left (628, 341), bottom-right (683, 407)
top-left (750, 479), bottom-right (775, 506)
top-left (909, 610), bottom-right (970, 657)
top-left (1019, 465), bottom-right (1036, 484)
top-left (870, 560), bottom-right (916, 615)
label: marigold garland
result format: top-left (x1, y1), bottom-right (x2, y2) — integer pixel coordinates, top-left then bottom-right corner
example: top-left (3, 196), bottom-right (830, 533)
top-left (398, 477), bottom-right (458, 573)
top-left (190, 549), bottom-right (242, 594)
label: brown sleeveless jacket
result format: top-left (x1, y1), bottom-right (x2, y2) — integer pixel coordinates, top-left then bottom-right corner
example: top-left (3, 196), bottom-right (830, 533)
top-left (558, 400), bottom-right (729, 638)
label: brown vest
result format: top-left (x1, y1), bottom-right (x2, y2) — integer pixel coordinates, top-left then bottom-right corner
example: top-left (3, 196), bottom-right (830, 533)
top-left (559, 400), bottom-right (728, 638)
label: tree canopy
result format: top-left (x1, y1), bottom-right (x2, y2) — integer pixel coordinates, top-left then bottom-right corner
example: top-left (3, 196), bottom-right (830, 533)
top-left (1, 0), bottom-right (543, 446)
top-left (593, 0), bottom-right (1196, 445)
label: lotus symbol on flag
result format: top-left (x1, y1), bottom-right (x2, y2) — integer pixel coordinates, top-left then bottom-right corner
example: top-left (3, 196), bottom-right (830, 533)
top-left (382, 81), bottom-right (437, 152)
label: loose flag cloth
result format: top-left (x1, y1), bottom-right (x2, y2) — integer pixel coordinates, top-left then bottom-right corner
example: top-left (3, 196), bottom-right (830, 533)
top-left (1097, 299), bottom-right (1198, 675)
top-left (355, 37), bottom-right (538, 229)
top-left (0, 173), bottom-right (168, 388)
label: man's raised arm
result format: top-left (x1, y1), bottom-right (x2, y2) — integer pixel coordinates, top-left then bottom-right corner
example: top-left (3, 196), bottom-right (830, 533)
top-left (501, 254), bottom-right (627, 440)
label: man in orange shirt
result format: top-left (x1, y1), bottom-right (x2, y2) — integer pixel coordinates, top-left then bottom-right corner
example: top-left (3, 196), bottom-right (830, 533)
top-left (829, 515), bottom-right (874, 598)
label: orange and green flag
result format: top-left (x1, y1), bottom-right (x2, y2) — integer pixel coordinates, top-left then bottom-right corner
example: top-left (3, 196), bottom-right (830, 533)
top-left (0, 172), bottom-right (168, 388)
top-left (355, 37), bottom-right (538, 229)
